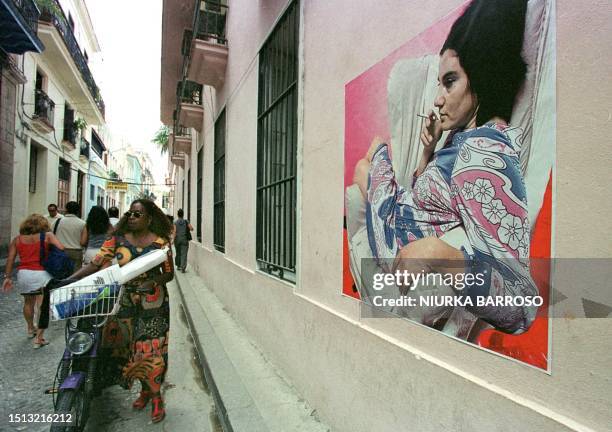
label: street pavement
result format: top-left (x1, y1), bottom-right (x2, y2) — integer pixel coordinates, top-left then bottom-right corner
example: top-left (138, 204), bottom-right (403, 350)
top-left (0, 269), bottom-right (219, 431)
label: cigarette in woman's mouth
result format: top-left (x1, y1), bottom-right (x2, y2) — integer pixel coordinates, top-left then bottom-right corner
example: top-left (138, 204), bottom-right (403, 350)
top-left (417, 113), bottom-right (438, 120)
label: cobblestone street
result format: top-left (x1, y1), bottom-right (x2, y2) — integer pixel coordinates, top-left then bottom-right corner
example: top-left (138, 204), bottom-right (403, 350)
top-left (0, 269), bottom-right (216, 431)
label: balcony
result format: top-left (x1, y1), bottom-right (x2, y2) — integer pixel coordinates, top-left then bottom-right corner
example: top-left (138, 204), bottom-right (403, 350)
top-left (160, 0), bottom-right (194, 126)
top-left (79, 137), bottom-right (90, 160)
top-left (36, 0), bottom-right (105, 125)
top-left (170, 153), bottom-right (186, 168)
top-left (172, 125), bottom-right (192, 155)
top-left (0, 0), bottom-right (44, 54)
top-left (32, 89), bottom-right (54, 133)
top-left (177, 80), bottom-right (204, 131)
top-left (63, 123), bottom-right (77, 146)
top-left (183, 1), bottom-right (228, 89)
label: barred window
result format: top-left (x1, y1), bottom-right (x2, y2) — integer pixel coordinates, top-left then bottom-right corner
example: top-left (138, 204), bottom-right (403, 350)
top-left (197, 146), bottom-right (203, 242)
top-left (29, 145), bottom-right (38, 193)
top-left (213, 109), bottom-right (226, 252)
top-left (187, 168), bottom-right (191, 220)
top-left (256, 1), bottom-right (299, 282)
top-left (58, 159), bottom-right (71, 212)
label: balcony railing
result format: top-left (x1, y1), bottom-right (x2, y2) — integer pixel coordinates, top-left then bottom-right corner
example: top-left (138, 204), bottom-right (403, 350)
top-left (80, 137), bottom-right (90, 159)
top-left (12, 0), bottom-right (40, 35)
top-left (63, 123), bottom-right (77, 145)
top-left (174, 125), bottom-right (192, 138)
top-left (38, 0), bottom-right (105, 118)
top-left (177, 80), bottom-right (203, 105)
top-left (194, 1), bottom-right (227, 45)
top-left (34, 89), bottom-right (54, 127)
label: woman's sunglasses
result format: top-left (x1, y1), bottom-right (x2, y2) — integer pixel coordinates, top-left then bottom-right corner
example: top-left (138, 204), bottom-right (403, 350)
top-left (124, 211), bottom-right (145, 219)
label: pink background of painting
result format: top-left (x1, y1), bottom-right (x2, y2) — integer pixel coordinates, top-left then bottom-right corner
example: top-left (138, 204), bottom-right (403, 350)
top-left (342, 1), bottom-right (551, 370)
top-left (344, 7), bottom-right (465, 188)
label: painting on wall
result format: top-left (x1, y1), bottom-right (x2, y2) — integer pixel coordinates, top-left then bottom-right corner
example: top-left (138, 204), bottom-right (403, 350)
top-left (343, 0), bottom-right (555, 370)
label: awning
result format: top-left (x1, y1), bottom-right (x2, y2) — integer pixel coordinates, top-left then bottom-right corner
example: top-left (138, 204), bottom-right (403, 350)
top-left (0, 0), bottom-right (44, 54)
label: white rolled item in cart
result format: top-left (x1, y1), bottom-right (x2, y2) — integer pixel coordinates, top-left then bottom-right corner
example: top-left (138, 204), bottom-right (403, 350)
top-left (50, 248), bottom-right (170, 320)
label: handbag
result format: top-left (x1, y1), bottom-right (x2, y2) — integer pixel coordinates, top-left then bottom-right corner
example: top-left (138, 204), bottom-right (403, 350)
top-left (39, 232), bottom-right (74, 279)
top-left (186, 220), bottom-right (193, 241)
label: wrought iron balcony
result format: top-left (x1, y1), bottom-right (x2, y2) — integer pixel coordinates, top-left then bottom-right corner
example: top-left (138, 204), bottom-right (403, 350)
top-left (79, 137), bottom-right (90, 159)
top-left (181, 0), bottom-right (228, 89)
top-left (173, 124), bottom-right (192, 155)
top-left (194, 1), bottom-right (227, 45)
top-left (12, 0), bottom-right (39, 33)
top-left (177, 80), bottom-right (203, 105)
top-left (37, 0), bottom-right (105, 118)
top-left (0, 0), bottom-right (44, 54)
top-left (174, 125), bottom-right (192, 138)
top-left (33, 88), bottom-right (54, 131)
top-left (63, 123), bottom-right (77, 145)
top-left (176, 80), bottom-right (204, 131)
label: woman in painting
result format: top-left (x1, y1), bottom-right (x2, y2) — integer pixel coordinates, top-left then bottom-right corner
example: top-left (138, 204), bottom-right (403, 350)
top-left (71, 199), bottom-right (173, 423)
top-left (353, 0), bottom-right (538, 334)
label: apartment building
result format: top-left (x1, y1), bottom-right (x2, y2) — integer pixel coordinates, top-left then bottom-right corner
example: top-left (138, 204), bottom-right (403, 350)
top-left (7, 0), bottom-right (107, 234)
top-left (0, 0), bottom-right (44, 254)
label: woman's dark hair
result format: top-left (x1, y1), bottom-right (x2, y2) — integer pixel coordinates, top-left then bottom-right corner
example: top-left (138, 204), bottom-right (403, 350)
top-left (177, 209), bottom-right (184, 218)
top-left (86, 206), bottom-right (110, 235)
top-left (116, 199), bottom-right (172, 240)
top-left (108, 206), bottom-right (119, 218)
top-left (441, 0), bottom-right (528, 125)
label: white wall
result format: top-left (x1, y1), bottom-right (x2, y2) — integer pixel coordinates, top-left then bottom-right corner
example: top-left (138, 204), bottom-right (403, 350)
top-left (181, 1), bottom-right (612, 431)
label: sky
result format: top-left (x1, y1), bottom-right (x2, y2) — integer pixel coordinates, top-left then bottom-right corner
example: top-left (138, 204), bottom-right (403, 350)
top-left (84, 0), bottom-right (167, 181)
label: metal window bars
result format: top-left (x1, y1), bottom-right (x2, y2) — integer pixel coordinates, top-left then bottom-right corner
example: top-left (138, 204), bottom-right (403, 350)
top-left (256, 1), bottom-right (299, 282)
top-left (213, 109), bottom-right (226, 252)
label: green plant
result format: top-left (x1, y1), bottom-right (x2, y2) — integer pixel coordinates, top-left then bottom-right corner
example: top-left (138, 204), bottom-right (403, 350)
top-left (34, 0), bottom-right (62, 17)
top-left (151, 125), bottom-right (170, 155)
top-left (73, 117), bottom-right (87, 132)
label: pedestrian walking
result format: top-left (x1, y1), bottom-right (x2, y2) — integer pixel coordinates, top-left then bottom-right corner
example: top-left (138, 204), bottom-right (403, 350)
top-left (71, 199), bottom-right (174, 423)
top-left (45, 203), bottom-right (63, 229)
top-left (108, 206), bottom-right (120, 228)
top-left (173, 209), bottom-right (193, 273)
top-left (2, 214), bottom-right (65, 348)
top-left (82, 206), bottom-right (113, 265)
top-left (54, 201), bottom-right (86, 271)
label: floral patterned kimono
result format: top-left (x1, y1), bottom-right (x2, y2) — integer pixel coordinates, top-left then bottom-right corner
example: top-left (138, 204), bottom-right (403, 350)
top-left (93, 235), bottom-right (173, 394)
top-left (366, 122), bottom-right (537, 333)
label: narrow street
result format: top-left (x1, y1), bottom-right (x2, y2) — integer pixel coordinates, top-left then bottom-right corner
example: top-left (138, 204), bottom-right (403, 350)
top-left (0, 269), bottom-right (219, 431)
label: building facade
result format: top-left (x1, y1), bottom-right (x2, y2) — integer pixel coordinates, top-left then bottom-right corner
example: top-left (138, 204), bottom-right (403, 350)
top-left (7, 0), bottom-right (106, 236)
top-left (160, 1), bottom-right (611, 431)
top-left (0, 0), bottom-right (44, 255)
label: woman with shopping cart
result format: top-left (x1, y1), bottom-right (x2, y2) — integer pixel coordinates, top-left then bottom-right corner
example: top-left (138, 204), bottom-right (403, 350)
top-left (70, 199), bottom-right (174, 423)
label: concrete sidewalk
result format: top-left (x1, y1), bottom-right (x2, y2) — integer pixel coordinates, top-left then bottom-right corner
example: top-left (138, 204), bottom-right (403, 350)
top-left (174, 269), bottom-right (330, 432)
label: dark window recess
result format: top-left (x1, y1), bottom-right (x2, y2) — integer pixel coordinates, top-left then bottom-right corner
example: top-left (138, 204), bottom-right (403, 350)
top-left (80, 136), bottom-right (90, 159)
top-left (91, 129), bottom-right (105, 158)
top-left (35, 70), bottom-right (43, 90)
top-left (63, 104), bottom-right (76, 144)
top-left (90, 184), bottom-right (95, 201)
top-left (29, 146), bottom-right (38, 193)
top-left (58, 159), bottom-right (71, 212)
top-left (77, 171), bottom-right (84, 217)
top-left (187, 169), bottom-right (191, 221)
top-left (197, 146), bottom-right (204, 243)
top-left (213, 109), bottom-right (226, 252)
top-left (256, 1), bottom-right (299, 282)
top-left (182, 179), bottom-right (185, 212)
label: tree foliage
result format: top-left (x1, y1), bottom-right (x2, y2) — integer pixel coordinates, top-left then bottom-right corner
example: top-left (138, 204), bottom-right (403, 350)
top-left (152, 125), bottom-right (170, 155)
